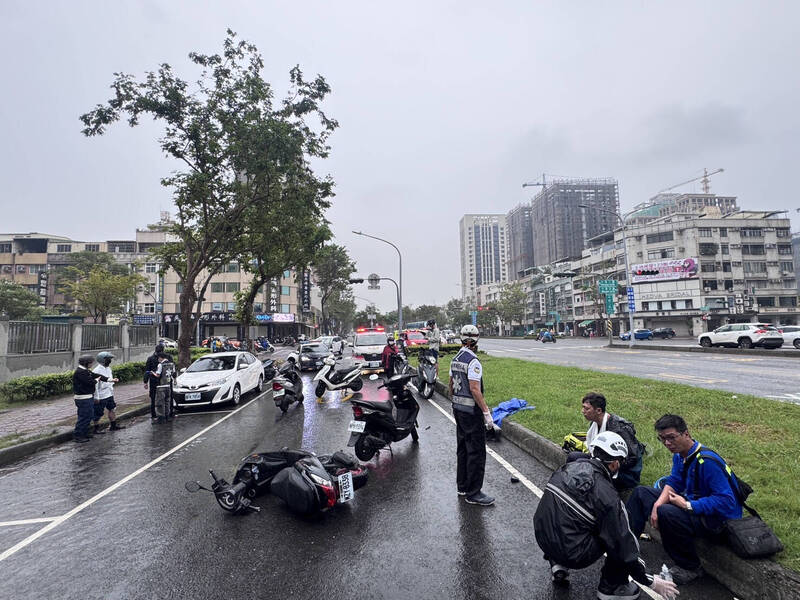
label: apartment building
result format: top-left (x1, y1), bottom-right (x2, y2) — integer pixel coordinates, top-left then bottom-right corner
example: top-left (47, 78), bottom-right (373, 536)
top-left (459, 214), bottom-right (508, 302)
top-left (0, 233), bottom-right (69, 307)
top-left (627, 193), bottom-right (739, 227)
top-left (505, 202), bottom-right (534, 279)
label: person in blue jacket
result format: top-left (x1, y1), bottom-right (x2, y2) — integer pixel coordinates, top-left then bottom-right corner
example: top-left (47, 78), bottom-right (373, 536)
top-left (626, 414), bottom-right (742, 585)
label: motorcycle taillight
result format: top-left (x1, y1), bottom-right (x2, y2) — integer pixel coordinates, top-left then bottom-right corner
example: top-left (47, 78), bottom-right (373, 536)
top-left (352, 405), bottom-right (363, 418)
top-left (272, 381), bottom-right (283, 391)
top-left (322, 484), bottom-right (337, 508)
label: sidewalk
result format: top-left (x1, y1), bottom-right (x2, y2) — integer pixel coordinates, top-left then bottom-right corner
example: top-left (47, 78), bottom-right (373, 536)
top-left (0, 381), bottom-right (150, 438)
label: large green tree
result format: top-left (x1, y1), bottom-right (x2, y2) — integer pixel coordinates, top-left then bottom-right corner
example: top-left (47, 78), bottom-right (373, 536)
top-left (81, 31), bottom-right (337, 367)
top-left (496, 282), bottom-right (526, 334)
top-left (0, 281), bottom-right (41, 320)
top-left (60, 268), bottom-right (144, 323)
top-left (312, 244), bottom-right (356, 335)
top-left (325, 288), bottom-right (357, 334)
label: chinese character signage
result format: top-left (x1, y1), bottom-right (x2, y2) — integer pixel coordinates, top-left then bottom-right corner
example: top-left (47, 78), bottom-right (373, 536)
top-left (269, 277), bottom-right (279, 312)
top-left (302, 269), bottom-right (311, 313)
top-left (38, 271), bottom-right (48, 306)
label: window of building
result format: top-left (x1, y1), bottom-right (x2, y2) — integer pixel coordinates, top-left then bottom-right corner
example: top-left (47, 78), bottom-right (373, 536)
top-left (777, 244), bottom-right (792, 255)
top-left (280, 304), bottom-right (290, 313)
top-left (283, 270), bottom-right (291, 279)
top-left (702, 280), bottom-right (718, 290)
top-left (212, 302), bottom-right (223, 312)
top-left (149, 282), bottom-right (156, 294)
top-left (722, 262), bottom-right (732, 272)
top-left (746, 280), bottom-right (768, 289)
top-left (779, 296), bottom-right (798, 307)
top-left (28, 264), bottom-right (46, 274)
top-left (0, 243), bottom-right (11, 253)
top-left (641, 301), bottom-right (650, 311)
top-left (109, 241), bottom-right (136, 253)
top-left (56, 244), bottom-right (72, 253)
top-left (227, 302), bottom-right (236, 311)
top-left (698, 228), bottom-right (712, 238)
top-left (757, 296), bottom-right (775, 307)
top-left (720, 244), bottom-right (729, 255)
top-left (646, 231), bottom-right (673, 244)
top-left (210, 282), bottom-right (224, 293)
top-left (700, 263), bottom-right (716, 273)
top-left (719, 228), bottom-right (727, 237)
top-left (647, 248), bottom-right (675, 260)
top-left (776, 228), bottom-right (790, 238)
top-left (281, 285), bottom-right (290, 296)
top-left (254, 303), bottom-right (263, 313)
top-left (743, 261), bottom-right (767, 274)
top-left (780, 261), bottom-right (794, 272)
top-left (143, 303), bottom-right (155, 314)
top-left (723, 280), bottom-right (734, 291)
top-left (226, 263), bottom-right (240, 273)
top-left (145, 263), bottom-right (158, 273)
top-left (741, 244), bottom-right (765, 255)
top-left (740, 228), bottom-right (763, 238)
top-left (783, 279), bottom-right (797, 289)
top-left (225, 282), bottom-right (240, 292)
top-left (176, 283), bottom-right (183, 294)
top-left (84, 244), bottom-right (100, 252)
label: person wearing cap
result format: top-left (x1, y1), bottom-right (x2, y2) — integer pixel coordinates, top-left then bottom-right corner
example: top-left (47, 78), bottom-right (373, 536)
top-left (534, 431), bottom-right (678, 600)
top-left (72, 355), bottom-right (113, 443)
top-left (91, 352), bottom-right (124, 434)
top-left (448, 324), bottom-right (494, 506)
top-left (144, 343), bottom-right (165, 420)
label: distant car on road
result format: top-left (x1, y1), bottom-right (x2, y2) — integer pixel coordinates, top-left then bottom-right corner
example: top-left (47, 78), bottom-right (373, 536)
top-left (298, 342), bottom-right (332, 371)
top-left (779, 325), bottom-right (800, 349)
top-left (158, 337), bottom-right (178, 348)
top-left (620, 329), bottom-right (653, 341)
top-left (697, 323), bottom-right (784, 349)
top-left (650, 328), bottom-right (676, 339)
top-left (315, 335), bottom-right (344, 355)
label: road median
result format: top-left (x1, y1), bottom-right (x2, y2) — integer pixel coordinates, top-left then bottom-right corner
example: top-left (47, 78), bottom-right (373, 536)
top-left (608, 341), bottom-right (800, 357)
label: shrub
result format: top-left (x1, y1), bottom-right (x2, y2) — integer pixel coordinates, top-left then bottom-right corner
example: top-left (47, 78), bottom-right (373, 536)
top-left (402, 343), bottom-right (462, 357)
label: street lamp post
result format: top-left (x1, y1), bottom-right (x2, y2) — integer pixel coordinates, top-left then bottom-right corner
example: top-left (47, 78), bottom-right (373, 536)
top-left (350, 276), bottom-right (400, 329)
top-left (352, 231), bottom-right (403, 331)
top-left (578, 204), bottom-right (635, 348)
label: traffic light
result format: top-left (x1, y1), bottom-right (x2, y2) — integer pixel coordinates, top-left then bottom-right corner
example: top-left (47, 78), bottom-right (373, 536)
top-left (635, 269), bottom-right (659, 276)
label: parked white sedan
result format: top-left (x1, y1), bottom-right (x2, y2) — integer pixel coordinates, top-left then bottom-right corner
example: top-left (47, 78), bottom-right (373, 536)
top-left (172, 352), bottom-right (264, 408)
top-left (780, 325), bottom-right (800, 349)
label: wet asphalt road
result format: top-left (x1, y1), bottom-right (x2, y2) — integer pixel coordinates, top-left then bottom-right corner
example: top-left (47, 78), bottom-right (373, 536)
top-left (480, 337), bottom-right (800, 403)
top-left (0, 360), bottom-right (733, 600)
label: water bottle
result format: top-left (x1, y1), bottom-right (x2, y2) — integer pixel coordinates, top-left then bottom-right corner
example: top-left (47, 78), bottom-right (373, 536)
top-left (660, 563), bottom-right (673, 583)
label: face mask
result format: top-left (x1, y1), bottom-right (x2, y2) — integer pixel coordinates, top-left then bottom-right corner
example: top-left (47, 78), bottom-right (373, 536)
top-left (104, 359), bottom-right (112, 367)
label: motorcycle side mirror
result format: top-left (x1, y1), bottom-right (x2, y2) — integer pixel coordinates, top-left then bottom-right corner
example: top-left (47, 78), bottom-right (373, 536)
top-left (180, 367), bottom-right (187, 373)
top-left (368, 374), bottom-right (379, 381)
top-left (185, 481), bottom-right (209, 493)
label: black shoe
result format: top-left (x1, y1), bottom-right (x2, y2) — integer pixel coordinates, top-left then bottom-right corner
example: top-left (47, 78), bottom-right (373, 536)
top-left (93, 424), bottom-right (106, 435)
top-left (464, 491), bottom-right (495, 506)
top-left (109, 422), bottom-right (125, 431)
top-left (551, 564), bottom-right (570, 586)
top-left (669, 565), bottom-right (703, 585)
top-left (597, 581), bottom-right (640, 600)
top-left (156, 417), bottom-right (166, 424)
top-left (74, 436), bottom-right (91, 443)
top-left (457, 490), bottom-right (467, 496)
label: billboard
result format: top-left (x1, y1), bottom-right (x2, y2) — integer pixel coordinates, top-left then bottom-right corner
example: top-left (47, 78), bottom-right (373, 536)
top-left (630, 257), bottom-right (699, 284)
top-left (272, 313), bottom-right (295, 323)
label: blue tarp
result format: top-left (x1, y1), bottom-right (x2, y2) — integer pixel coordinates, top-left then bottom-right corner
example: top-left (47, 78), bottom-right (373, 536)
top-left (491, 398), bottom-right (535, 427)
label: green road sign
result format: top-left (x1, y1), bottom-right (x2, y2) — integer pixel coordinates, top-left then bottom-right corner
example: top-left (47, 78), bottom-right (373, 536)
top-left (598, 279), bottom-right (618, 294)
top-left (604, 293), bottom-right (616, 315)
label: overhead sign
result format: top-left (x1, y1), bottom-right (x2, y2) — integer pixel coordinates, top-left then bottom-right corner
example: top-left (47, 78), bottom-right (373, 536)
top-left (604, 294), bottom-right (616, 315)
top-left (630, 258), bottom-right (699, 284)
top-left (598, 280), bottom-right (617, 294)
top-left (302, 269), bottom-right (311, 312)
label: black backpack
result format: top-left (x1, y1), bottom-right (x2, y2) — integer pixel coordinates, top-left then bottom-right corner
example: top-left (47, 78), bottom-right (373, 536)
top-left (610, 415), bottom-right (645, 461)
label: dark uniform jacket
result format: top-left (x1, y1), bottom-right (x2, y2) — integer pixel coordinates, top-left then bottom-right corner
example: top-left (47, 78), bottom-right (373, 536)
top-left (73, 366), bottom-right (108, 396)
top-left (534, 457), bottom-right (651, 586)
top-left (144, 353), bottom-right (160, 384)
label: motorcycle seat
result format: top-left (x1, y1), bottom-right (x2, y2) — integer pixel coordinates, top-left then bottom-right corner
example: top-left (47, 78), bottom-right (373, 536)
top-left (334, 367), bottom-right (356, 378)
top-left (351, 399), bottom-right (392, 412)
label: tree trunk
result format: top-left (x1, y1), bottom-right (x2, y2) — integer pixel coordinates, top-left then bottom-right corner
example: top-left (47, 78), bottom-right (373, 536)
top-left (177, 281), bottom-right (197, 369)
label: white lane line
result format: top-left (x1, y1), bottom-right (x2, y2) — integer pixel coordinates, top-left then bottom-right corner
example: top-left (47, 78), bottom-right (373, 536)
top-left (421, 392), bottom-right (543, 498)
top-left (0, 392), bottom-right (267, 563)
top-left (422, 389), bottom-right (663, 600)
top-left (0, 517), bottom-right (59, 528)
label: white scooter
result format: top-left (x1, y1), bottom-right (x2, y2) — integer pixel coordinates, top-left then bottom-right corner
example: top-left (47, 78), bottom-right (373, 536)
top-left (313, 355), bottom-right (364, 398)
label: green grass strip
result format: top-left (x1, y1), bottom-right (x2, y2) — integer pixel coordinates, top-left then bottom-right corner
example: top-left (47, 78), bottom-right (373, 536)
top-left (435, 353), bottom-right (800, 571)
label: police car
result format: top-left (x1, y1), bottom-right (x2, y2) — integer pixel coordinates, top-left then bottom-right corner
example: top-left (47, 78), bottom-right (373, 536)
top-left (352, 326), bottom-right (388, 371)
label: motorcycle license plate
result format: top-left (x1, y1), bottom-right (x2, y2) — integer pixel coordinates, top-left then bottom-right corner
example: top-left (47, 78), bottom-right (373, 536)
top-left (186, 392), bottom-right (201, 401)
top-left (337, 471), bottom-right (354, 503)
top-left (367, 361), bottom-right (380, 368)
top-left (348, 420), bottom-right (366, 433)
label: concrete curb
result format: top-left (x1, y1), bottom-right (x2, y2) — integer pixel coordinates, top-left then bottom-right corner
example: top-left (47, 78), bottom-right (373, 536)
top-left (608, 341), bottom-right (800, 358)
top-left (0, 404), bottom-right (150, 468)
top-left (498, 416), bottom-right (800, 600)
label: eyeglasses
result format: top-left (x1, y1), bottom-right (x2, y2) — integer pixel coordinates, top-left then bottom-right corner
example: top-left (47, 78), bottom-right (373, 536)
top-left (657, 432), bottom-right (684, 443)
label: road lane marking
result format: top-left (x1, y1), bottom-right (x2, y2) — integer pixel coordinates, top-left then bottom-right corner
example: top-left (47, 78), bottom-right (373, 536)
top-left (657, 373), bottom-right (727, 384)
top-left (0, 517), bottom-right (59, 528)
top-left (0, 392), bottom-right (268, 563)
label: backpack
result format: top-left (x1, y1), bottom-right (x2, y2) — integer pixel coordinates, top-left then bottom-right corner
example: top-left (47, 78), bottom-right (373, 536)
top-left (609, 415), bottom-right (645, 461)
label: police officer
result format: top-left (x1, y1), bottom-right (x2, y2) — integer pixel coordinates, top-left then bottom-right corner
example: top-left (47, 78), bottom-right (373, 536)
top-left (448, 324), bottom-right (494, 506)
top-left (534, 432), bottom-right (678, 600)
top-left (72, 355), bottom-right (112, 443)
top-left (144, 343), bottom-right (164, 420)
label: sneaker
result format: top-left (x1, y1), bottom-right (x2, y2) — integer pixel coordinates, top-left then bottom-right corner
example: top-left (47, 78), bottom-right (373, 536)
top-left (109, 422), bottom-right (126, 431)
top-left (457, 490), bottom-right (467, 496)
top-left (464, 491), bottom-right (495, 506)
top-left (93, 425), bottom-right (106, 435)
top-left (551, 564), bottom-right (570, 585)
top-left (597, 580), bottom-right (640, 600)
top-left (669, 565), bottom-right (703, 585)
top-left (74, 436), bottom-right (91, 443)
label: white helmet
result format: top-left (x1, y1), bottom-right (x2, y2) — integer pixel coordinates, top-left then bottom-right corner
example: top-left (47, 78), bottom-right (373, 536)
top-left (590, 431), bottom-right (628, 461)
top-left (460, 324), bottom-right (479, 344)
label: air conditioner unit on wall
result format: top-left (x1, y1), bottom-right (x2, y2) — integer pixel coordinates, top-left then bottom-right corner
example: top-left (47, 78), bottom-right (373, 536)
top-left (703, 286), bottom-right (711, 292)
top-left (678, 247), bottom-right (685, 252)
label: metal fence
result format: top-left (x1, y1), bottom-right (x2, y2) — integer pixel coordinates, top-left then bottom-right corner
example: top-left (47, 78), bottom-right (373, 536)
top-left (81, 324), bottom-right (121, 351)
top-left (8, 321), bottom-right (72, 354)
top-left (129, 325), bottom-right (156, 347)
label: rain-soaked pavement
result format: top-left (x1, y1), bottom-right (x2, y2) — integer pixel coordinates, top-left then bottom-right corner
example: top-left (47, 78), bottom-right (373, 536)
top-left (0, 368), bottom-right (734, 600)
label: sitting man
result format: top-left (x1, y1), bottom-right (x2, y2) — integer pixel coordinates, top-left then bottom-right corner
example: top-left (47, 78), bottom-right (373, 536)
top-left (626, 414), bottom-right (743, 585)
top-left (534, 432), bottom-right (677, 600)
top-left (575, 392), bottom-right (644, 497)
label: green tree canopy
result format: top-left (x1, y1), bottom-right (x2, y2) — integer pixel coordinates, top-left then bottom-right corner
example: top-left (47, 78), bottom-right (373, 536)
top-left (0, 281), bottom-right (41, 320)
top-left (496, 282), bottom-right (526, 331)
top-left (312, 243), bottom-right (356, 334)
top-left (60, 268), bottom-right (144, 323)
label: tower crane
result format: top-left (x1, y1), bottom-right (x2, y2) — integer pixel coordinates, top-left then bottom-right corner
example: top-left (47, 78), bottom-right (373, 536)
top-left (658, 168), bottom-right (724, 194)
top-left (522, 174), bottom-right (547, 191)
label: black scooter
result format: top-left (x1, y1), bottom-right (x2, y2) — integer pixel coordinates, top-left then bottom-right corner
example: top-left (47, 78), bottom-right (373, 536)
top-left (347, 373), bottom-right (420, 461)
top-left (415, 348), bottom-right (437, 399)
top-left (273, 353), bottom-right (304, 412)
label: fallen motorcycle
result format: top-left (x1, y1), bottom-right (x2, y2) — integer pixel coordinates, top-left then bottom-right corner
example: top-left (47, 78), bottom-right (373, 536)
top-left (186, 449), bottom-right (368, 516)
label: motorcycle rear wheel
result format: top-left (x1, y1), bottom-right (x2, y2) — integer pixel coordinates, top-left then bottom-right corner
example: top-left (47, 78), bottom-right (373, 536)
top-left (422, 382), bottom-right (434, 399)
top-left (280, 397), bottom-right (290, 413)
top-left (315, 382), bottom-right (327, 398)
top-left (354, 435), bottom-right (377, 461)
top-left (350, 377), bottom-right (363, 391)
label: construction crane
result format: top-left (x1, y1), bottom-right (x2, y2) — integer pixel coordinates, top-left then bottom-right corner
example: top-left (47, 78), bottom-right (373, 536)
top-left (658, 168), bottom-right (724, 194)
top-left (522, 174), bottom-right (547, 190)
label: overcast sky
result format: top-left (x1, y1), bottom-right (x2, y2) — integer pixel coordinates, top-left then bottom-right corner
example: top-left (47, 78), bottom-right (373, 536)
top-left (3, 1), bottom-right (799, 312)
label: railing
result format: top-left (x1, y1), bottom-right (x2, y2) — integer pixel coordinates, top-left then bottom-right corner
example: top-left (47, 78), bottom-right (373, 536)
top-left (8, 321), bottom-right (72, 354)
top-left (129, 325), bottom-right (156, 347)
top-left (81, 324), bottom-right (121, 351)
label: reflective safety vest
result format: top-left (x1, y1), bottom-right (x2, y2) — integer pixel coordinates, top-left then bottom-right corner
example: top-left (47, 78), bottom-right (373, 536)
top-left (450, 347), bottom-right (482, 409)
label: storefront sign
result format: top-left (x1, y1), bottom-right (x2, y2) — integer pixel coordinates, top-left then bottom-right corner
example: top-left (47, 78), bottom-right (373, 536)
top-left (269, 277), bottom-right (279, 312)
top-left (638, 290), bottom-right (694, 301)
top-left (631, 258), bottom-right (699, 284)
top-left (302, 269), bottom-right (311, 313)
top-left (272, 313), bottom-right (295, 323)
top-left (133, 314), bottom-right (156, 325)
top-left (255, 314), bottom-right (273, 322)
top-left (38, 271), bottom-right (48, 305)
